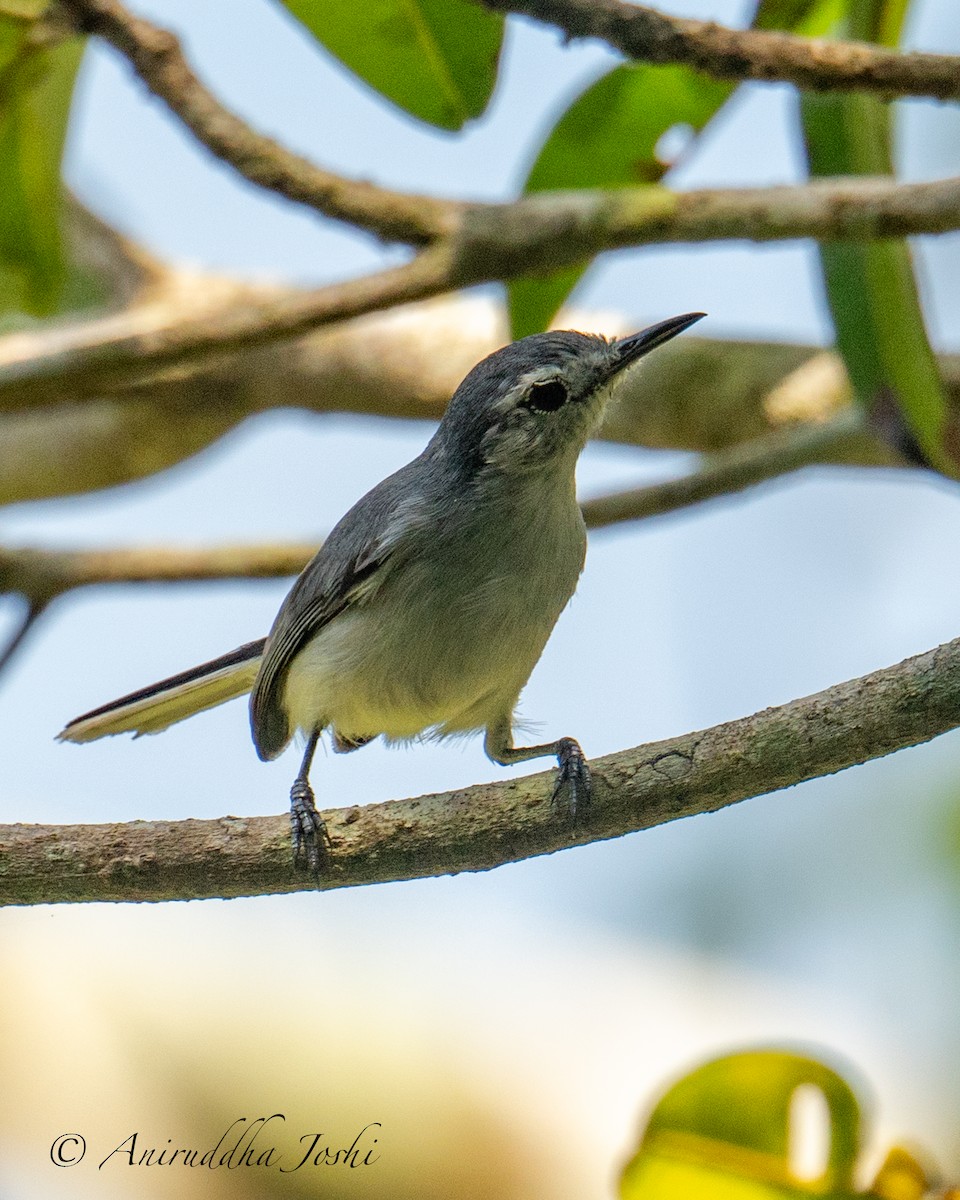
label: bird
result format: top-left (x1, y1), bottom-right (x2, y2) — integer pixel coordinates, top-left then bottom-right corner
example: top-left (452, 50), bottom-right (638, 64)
top-left (59, 313), bottom-right (705, 872)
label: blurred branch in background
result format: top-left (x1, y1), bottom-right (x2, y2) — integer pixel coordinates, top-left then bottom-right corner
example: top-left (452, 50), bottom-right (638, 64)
top-left (0, 411), bottom-right (874, 610)
top-left (0, 197), bottom-right (918, 496)
top-left (4, 174), bottom-right (960, 409)
top-left (4, 633), bottom-right (960, 904)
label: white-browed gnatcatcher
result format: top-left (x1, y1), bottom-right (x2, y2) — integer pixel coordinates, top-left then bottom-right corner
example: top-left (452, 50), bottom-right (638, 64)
top-left (60, 313), bottom-right (704, 871)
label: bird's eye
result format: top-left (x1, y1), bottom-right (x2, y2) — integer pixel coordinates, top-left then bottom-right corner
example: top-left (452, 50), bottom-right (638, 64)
top-left (525, 379), bottom-right (569, 413)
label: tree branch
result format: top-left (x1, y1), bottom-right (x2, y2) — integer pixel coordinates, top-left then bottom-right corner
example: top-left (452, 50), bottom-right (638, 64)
top-left (4, 634), bottom-right (959, 904)
top-left (64, 0), bottom-right (960, 273)
top-left (0, 319), bottom-right (862, 503)
top-left (6, 175), bottom-right (960, 412)
top-left (0, 244), bottom-right (459, 409)
top-left (58, 0), bottom-right (460, 244)
top-left (0, 541), bottom-right (317, 600)
top-left (0, 411), bottom-right (889, 613)
top-left (480, 0), bottom-right (960, 102)
top-left (578, 410), bottom-right (879, 526)
top-left (55, 0), bottom-right (960, 270)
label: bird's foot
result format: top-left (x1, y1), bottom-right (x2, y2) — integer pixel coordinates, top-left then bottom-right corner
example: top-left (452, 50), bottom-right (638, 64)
top-left (290, 777), bottom-right (332, 876)
top-left (551, 737), bottom-right (591, 819)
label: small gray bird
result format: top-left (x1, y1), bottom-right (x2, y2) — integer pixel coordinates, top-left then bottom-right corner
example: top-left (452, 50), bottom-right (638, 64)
top-left (60, 313), bottom-right (704, 870)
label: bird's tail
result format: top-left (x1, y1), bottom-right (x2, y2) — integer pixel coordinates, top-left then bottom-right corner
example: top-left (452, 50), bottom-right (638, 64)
top-left (58, 638), bottom-right (266, 743)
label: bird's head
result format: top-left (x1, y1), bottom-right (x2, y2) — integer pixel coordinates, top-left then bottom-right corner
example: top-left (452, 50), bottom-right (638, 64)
top-left (436, 313), bottom-right (705, 477)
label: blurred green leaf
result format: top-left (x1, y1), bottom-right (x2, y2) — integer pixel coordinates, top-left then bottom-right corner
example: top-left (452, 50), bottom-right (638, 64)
top-left (507, 0), bottom-right (845, 339)
top-left (869, 1146), bottom-right (930, 1200)
top-left (800, 0), bottom-right (953, 474)
top-left (508, 64), bottom-right (731, 338)
top-left (845, 0), bottom-right (906, 51)
top-left (281, 0), bottom-right (502, 131)
top-left (875, 0), bottom-right (910, 44)
top-left (752, 0), bottom-right (817, 27)
top-left (619, 1050), bottom-right (862, 1200)
top-left (0, 26), bottom-right (83, 315)
top-left (752, 0), bottom-right (848, 34)
top-left (0, 6), bottom-right (36, 76)
top-left (0, 24), bottom-right (25, 76)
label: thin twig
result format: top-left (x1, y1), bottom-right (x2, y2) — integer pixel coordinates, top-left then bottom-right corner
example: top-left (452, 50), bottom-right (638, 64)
top-left (480, 0), bottom-right (960, 102)
top-left (0, 542), bottom-right (317, 599)
top-left (0, 599), bottom-right (47, 676)
top-left (580, 411), bottom-right (872, 527)
top-left (58, 0), bottom-right (460, 244)
top-left (4, 633), bottom-right (960, 904)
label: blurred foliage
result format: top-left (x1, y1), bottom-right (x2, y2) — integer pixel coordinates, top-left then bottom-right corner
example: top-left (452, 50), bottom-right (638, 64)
top-left (506, 0), bottom-right (841, 338)
top-left (507, 64), bottom-right (732, 339)
top-left (279, 0), bottom-right (503, 131)
top-left (800, 0), bottom-right (954, 475)
top-left (620, 1050), bottom-right (936, 1200)
top-left (0, 6), bottom-right (83, 316)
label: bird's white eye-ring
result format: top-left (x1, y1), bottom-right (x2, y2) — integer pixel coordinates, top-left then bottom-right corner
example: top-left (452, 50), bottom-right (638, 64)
top-left (524, 379), bottom-right (569, 413)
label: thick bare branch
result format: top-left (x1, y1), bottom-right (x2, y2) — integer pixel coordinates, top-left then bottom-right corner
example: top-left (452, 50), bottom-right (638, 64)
top-left (52, 0), bottom-right (960, 268)
top-left (58, 0), bottom-right (460, 244)
top-left (0, 244), bottom-right (459, 409)
top-left (480, 0), bottom-right (960, 102)
top-left (468, 176), bottom-right (960, 282)
top-left (5, 175), bottom-right (960, 413)
top-left (3, 634), bottom-right (959, 904)
top-left (0, 326), bottom-right (845, 503)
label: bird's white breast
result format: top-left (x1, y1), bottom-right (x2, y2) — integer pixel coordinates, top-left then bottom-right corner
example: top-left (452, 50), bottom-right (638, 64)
top-left (282, 486), bottom-right (586, 746)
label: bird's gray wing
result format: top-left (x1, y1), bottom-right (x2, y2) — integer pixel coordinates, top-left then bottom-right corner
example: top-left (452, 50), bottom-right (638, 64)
top-left (249, 465), bottom-right (418, 760)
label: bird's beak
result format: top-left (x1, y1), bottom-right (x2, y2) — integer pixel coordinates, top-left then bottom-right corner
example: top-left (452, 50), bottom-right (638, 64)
top-left (608, 312), bottom-right (706, 379)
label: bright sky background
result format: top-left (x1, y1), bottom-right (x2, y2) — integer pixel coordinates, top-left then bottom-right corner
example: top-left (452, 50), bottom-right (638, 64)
top-left (3, 0), bottom-right (960, 1194)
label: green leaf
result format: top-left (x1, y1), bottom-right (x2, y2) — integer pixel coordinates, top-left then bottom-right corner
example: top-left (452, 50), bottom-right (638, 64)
top-left (800, 0), bottom-right (953, 474)
top-left (0, 24), bottom-right (25, 76)
top-left (506, 0), bottom-right (842, 339)
top-left (752, 0), bottom-right (848, 34)
top-left (0, 28), bottom-right (84, 315)
top-left (752, 0), bottom-right (823, 30)
top-left (0, 0), bottom-right (49, 88)
top-left (281, 0), bottom-right (502, 131)
top-left (508, 64), bottom-right (731, 338)
top-left (619, 1050), bottom-right (862, 1200)
top-left (843, 0), bottom-right (907, 42)
top-left (876, 0), bottom-right (910, 44)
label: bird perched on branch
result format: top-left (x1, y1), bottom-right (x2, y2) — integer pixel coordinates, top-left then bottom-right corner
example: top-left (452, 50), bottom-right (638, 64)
top-left (60, 313), bottom-right (705, 873)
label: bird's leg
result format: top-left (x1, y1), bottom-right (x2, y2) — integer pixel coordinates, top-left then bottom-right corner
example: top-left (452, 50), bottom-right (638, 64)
top-left (484, 720), bottom-right (590, 818)
top-left (289, 729), bottom-right (331, 875)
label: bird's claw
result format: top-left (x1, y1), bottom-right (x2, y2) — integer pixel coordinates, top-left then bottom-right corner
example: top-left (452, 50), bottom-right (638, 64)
top-left (551, 737), bottom-right (590, 819)
top-left (290, 778), bottom-right (332, 876)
